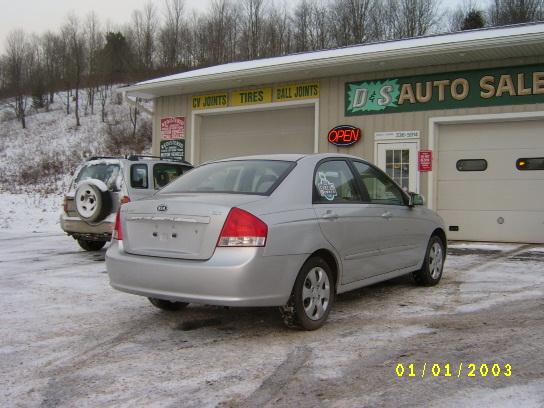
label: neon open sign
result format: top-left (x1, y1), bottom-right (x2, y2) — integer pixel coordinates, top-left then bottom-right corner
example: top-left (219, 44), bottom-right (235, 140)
top-left (328, 125), bottom-right (362, 147)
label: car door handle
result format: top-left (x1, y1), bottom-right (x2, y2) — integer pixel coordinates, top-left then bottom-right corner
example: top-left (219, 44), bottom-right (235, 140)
top-left (381, 211), bottom-right (393, 219)
top-left (322, 212), bottom-right (339, 220)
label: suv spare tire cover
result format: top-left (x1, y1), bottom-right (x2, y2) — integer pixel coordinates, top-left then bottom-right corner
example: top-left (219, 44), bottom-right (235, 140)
top-left (75, 180), bottom-right (113, 223)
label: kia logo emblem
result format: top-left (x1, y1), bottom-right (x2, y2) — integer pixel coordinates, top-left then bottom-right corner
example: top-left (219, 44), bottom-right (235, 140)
top-left (157, 204), bottom-right (168, 212)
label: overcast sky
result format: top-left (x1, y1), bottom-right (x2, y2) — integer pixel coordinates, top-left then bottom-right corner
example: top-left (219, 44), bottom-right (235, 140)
top-left (0, 0), bottom-right (469, 53)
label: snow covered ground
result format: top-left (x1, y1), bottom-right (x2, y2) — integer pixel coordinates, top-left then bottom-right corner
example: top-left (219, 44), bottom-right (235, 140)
top-left (1, 234), bottom-right (543, 407)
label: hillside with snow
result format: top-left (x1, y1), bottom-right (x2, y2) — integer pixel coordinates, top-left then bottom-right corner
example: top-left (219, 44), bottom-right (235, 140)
top-left (0, 88), bottom-right (152, 233)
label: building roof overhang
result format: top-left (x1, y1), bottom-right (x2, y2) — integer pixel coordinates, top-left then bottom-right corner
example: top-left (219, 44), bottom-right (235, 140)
top-left (121, 23), bottom-right (544, 99)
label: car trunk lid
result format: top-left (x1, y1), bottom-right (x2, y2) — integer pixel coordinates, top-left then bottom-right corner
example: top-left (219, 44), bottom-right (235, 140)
top-left (122, 194), bottom-right (266, 260)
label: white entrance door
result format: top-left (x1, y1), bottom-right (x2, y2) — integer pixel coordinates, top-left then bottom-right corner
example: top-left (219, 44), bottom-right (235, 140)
top-left (376, 142), bottom-right (419, 193)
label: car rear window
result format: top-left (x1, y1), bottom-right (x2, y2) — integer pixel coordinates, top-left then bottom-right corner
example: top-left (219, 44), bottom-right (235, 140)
top-left (153, 163), bottom-right (188, 189)
top-left (74, 163), bottom-right (120, 191)
top-left (160, 160), bottom-right (295, 195)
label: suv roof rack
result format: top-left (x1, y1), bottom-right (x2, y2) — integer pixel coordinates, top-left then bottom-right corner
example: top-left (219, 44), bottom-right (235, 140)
top-left (126, 155), bottom-right (161, 161)
top-left (87, 156), bottom-right (119, 161)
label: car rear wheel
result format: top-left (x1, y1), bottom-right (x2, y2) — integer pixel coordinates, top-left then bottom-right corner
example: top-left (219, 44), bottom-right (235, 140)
top-left (77, 239), bottom-right (107, 251)
top-left (280, 256), bottom-right (334, 330)
top-left (148, 298), bottom-right (189, 311)
top-left (412, 235), bottom-right (445, 286)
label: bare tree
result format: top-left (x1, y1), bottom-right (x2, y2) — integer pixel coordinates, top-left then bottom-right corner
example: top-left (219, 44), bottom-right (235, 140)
top-left (488, 0), bottom-right (544, 26)
top-left (240, 0), bottom-right (266, 59)
top-left (262, 2), bottom-right (292, 56)
top-left (382, 0), bottom-right (440, 39)
top-left (158, 0), bottom-right (186, 70)
top-left (130, 1), bottom-right (158, 72)
top-left (84, 12), bottom-right (103, 115)
top-left (5, 30), bottom-right (31, 129)
top-left (329, 0), bottom-right (379, 46)
top-left (63, 14), bottom-right (87, 127)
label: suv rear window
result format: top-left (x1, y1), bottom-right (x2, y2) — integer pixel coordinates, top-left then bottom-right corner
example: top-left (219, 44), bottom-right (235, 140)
top-left (160, 160), bottom-right (294, 195)
top-left (75, 163), bottom-right (120, 191)
top-left (153, 164), bottom-right (187, 189)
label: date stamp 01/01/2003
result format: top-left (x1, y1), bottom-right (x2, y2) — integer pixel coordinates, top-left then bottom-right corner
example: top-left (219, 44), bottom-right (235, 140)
top-left (395, 363), bottom-right (512, 379)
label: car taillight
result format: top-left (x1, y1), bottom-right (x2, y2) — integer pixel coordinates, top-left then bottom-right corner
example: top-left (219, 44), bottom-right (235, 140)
top-left (63, 197), bottom-right (68, 213)
top-left (113, 210), bottom-right (123, 240)
top-left (217, 208), bottom-right (267, 247)
top-left (120, 195), bottom-right (131, 205)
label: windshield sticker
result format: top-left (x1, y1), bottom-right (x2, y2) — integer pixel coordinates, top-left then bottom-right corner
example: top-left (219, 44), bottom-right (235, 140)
top-left (317, 172), bottom-right (337, 201)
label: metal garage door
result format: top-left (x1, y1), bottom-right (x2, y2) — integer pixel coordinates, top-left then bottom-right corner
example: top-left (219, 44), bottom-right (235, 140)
top-left (199, 106), bottom-right (314, 163)
top-left (437, 119), bottom-right (544, 243)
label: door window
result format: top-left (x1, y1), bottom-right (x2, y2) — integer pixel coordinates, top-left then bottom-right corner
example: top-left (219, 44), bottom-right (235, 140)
top-left (352, 161), bottom-right (405, 206)
top-left (314, 160), bottom-right (361, 203)
top-left (130, 164), bottom-right (148, 189)
top-left (153, 164), bottom-right (188, 189)
top-left (385, 149), bottom-right (410, 190)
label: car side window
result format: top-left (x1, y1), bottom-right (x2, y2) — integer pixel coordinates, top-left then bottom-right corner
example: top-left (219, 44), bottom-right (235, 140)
top-left (131, 164), bottom-right (148, 189)
top-left (352, 161), bottom-right (405, 206)
top-left (314, 160), bottom-right (361, 203)
top-left (153, 164), bottom-right (186, 189)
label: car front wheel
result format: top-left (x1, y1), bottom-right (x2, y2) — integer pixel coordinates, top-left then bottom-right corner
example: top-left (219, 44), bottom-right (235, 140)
top-left (148, 298), bottom-right (189, 311)
top-left (412, 235), bottom-right (445, 286)
top-left (280, 256), bottom-right (334, 330)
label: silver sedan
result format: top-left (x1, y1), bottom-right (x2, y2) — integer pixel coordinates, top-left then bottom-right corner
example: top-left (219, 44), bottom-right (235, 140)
top-left (106, 153), bottom-right (446, 330)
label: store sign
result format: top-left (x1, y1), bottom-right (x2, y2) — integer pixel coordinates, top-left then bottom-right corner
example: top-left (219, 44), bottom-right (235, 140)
top-left (160, 116), bottom-right (185, 140)
top-left (346, 64), bottom-right (544, 116)
top-left (192, 82), bottom-right (320, 110)
top-left (328, 125), bottom-right (362, 147)
top-left (231, 88), bottom-right (272, 106)
top-left (275, 82), bottom-right (319, 101)
top-left (418, 150), bottom-right (432, 172)
top-left (160, 139), bottom-right (185, 162)
top-left (192, 93), bottom-right (228, 109)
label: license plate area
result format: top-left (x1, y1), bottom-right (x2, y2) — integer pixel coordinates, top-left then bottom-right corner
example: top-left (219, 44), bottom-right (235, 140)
top-left (125, 215), bottom-right (210, 258)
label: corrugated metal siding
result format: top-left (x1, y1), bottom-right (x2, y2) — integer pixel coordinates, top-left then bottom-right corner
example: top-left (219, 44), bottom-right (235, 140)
top-left (152, 94), bottom-right (190, 158)
top-left (318, 55), bottom-right (544, 199)
top-left (153, 55), bottom-right (544, 199)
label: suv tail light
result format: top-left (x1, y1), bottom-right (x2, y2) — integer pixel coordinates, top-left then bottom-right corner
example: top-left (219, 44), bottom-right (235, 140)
top-left (63, 197), bottom-right (68, 213)
top-left (120, 195), bottom-right (131, 205)
top-left (217, 208), bottom-right (267, 247)
top-left (113, 210), bottom-right (123, 240)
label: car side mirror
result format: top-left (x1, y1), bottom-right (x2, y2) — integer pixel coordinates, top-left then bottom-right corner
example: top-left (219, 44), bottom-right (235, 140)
top-left (408, 192), bottom-right (425, 207)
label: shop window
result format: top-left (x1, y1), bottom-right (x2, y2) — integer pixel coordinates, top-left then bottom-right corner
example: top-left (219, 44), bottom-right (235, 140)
top-left (456, 159), bottom-right (487, 172)
top-left (131, 164), bottom-right (148, 189)
top-left (516, 157), bottom-right (544, 171)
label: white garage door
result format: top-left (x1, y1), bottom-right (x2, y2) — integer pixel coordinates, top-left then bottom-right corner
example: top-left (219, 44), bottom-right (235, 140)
top-left (199, 106), bottom-right (314, 163)
top-left (437, 119), bottom-right (544, 243)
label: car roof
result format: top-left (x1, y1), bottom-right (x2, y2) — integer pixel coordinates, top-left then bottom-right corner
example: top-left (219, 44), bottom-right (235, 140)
top-left (210, 153), bottom-right (369, 163)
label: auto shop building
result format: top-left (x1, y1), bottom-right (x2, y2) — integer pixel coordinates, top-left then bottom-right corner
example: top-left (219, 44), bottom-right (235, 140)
top-left (121, 23), bottom-right (544, 244)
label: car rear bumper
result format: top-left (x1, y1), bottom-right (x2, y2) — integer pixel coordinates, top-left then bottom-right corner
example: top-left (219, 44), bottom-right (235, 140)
top-left (60, 214), bottom-right (114, 236)
top-left (106, 241), bottom-right (306, 307)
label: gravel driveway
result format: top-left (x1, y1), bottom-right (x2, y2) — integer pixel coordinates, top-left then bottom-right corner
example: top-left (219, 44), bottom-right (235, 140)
top-left (1, 233), bottom-right (543, 407)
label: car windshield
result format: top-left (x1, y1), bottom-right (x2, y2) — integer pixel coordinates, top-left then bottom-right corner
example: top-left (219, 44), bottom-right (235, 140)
top-left (160, 160), bottom-right (294, 195)
top-left (74, 163), bottom-right (121, 191)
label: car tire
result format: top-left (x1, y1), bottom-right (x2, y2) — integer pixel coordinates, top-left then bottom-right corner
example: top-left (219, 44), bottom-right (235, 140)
top-left (280, 256), bottom-right (334, 330)
top-left (77, 239), bottom-right (107, 251)
top-left (148, 298), bottom-right (189, 311)
top-left (75, 182), bottom-right (112, 223)
top-left (412, 235), bottom-right (445, 286)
